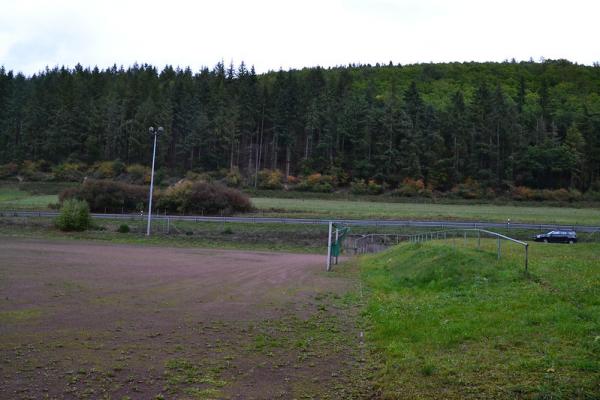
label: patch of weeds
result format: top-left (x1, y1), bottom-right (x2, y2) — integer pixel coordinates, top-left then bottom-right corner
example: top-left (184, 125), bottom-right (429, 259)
top-left (117, 224), bottom-right (130, 233)
top-left (184, 387), bottom-right (222, 399)
top-left (251, 333), bottom-right (283, 352)
top-left (163, 358), bottom-right (226, 397)
top-left (420, 362), bottom-right (436, 376)
top-left (0, 308), bottom-right (41, 322)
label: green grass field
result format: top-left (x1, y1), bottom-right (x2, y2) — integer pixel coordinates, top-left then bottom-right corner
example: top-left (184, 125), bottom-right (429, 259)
top-left (360, 240), bottom-right (600, 398)
top-left (2, 182), bottom-right (600, 226)
top-left (0, 187), bottom-right (57, 210)
top-left (252, 197), bottom-right (600, 225)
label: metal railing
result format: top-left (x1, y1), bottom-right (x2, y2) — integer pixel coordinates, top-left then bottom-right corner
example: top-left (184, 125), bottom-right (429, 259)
top-left (1, 209), bottom-right (599, 233)
top-left (408, 228), bottom-right (529, 272)
top-left (348, 233), bottom-right (411, 255)
top-left (348, 229), bottom-right (530, 272)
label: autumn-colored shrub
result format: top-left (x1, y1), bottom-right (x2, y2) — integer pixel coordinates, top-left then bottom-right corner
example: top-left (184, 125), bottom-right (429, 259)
top-left (257, 169), bottom-right (283, 190)
top-left (223, 168), bottom-right (243, 188)
top-left (393, 178), bottom-right (426, 197)
top-left (286, 175), bottom-right (299, 184)
top-left (125, 164), bottom-right (150, 184)
top-left (539, 188), bottom-right (581, 202)
top-left (53, 163), bottom-right (86, 182)
top-left (296, 173), bottom-right (335, 192)
top-left (350, 179), bottom-right (368, 195)
top-left (186, 171), bottom-right (212, 182)
top-left (157, 180), bottom-right (252, 215)
top-left (92, 160), bottom-right (125, 179)
top-left (511, 186), bottom-right (535, 201)
top-left (60, 179), bottom-right (148, 212)
top-left (450, 178), bottom-right (482, 199)
top-left (18, 160), bottom-right (53, 181)
top-left (367, 180), bottom-right (384, 195)
top-left (0, 163), bottom-right (19, 179)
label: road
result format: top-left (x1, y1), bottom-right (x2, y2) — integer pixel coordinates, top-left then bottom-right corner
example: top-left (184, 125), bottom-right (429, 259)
top-left (2, 210), bottom-right (599, 233)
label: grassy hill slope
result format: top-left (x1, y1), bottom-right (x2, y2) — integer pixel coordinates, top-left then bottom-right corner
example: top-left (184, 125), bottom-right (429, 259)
top-left (360, 241), bottom-right (600, 398)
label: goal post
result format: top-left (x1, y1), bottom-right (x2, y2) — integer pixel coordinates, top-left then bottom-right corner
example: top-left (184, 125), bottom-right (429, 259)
top-left (326, 222), bottom-right (350, 271)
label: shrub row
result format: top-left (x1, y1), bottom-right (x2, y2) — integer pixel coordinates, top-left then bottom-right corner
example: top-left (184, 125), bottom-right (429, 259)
top-left (60, 179), bottom-right (252, 215)
top-left (0, 160), bottom-right (151, 184)
top-left (60, 180), bottom-right (148, 213)
top-left (5, 160), bottom-right (600, 202)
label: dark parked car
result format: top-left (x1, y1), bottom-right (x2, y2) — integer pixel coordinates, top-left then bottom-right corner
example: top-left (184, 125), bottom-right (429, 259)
top-left (534, 230), bottom-right (577, 244)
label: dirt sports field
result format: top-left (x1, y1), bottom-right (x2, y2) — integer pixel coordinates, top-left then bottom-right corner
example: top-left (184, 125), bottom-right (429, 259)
top-left (0, 238), bottom-right (368, 399)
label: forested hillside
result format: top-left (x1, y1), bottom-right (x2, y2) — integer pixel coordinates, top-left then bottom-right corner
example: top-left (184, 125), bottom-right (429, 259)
top-left (1, 60), bottom-right (600, 192)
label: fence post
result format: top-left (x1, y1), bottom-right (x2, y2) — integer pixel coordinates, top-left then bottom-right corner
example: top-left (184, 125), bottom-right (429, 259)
top-left (464, 231), bottom-right (467, 245)
top-left (525, 243), bottom-right (529, 273)
top-left (497, 237), bottom-right (501, 259)
top-left (326, 222), bottom-right (333, 271)
top-left (335, 228), bottom-right (339, 265)
top-left (478, 230), bottom-right (481, 250)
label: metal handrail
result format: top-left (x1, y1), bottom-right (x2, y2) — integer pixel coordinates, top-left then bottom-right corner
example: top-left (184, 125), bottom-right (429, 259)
top-left (408, 228), bottom-right (529, 272)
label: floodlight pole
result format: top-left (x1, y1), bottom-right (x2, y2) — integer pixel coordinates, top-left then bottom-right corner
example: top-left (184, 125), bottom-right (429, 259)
top-left (146, 126), bottom-right (163, 236)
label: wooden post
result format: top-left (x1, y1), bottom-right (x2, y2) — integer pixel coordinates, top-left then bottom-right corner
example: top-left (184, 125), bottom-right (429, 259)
top-left (326, 222), bottom-right (333, 271)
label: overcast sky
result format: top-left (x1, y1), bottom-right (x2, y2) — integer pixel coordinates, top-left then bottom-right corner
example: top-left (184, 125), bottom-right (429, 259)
top-left (1, 0), bottom-right (598, 75)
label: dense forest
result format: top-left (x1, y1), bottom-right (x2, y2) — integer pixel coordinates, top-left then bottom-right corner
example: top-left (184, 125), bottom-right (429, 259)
top-left (1, 59), bottom-right (600, 193)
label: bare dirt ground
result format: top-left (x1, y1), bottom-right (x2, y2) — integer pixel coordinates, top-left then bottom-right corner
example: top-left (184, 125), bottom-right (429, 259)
top-left (0, 238), bottom-right (369, 399)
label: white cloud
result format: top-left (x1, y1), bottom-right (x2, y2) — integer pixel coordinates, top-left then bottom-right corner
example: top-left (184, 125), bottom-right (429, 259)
top-left (0, 0), bottom-right (598, 75)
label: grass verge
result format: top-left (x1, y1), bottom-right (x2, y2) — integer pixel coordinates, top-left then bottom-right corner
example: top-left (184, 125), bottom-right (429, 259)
top-left (360, 241), bottom-right (600, 399)
top-left (251, 197), bottom-right (600, 225)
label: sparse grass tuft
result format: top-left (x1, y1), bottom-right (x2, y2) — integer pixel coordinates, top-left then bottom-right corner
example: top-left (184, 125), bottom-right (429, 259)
top-left (0, 308), bottom-right (42, 322)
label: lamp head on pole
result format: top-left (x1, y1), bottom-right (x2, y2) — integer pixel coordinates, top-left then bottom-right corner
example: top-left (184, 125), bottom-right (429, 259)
top-left (149, 126), bottom-right (164, 136)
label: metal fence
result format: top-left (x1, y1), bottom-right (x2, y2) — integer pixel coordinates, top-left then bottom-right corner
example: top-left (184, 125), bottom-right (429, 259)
top-left (411, 229), bottom-right (530, 272)
top-left (347, 233), bottom-right (411, 255)
top-left (350, 228), bottom-right (530, 272)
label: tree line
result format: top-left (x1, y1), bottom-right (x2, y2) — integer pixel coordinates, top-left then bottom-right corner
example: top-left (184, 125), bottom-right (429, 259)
top-left (1, 59), bottom-right (599, 192)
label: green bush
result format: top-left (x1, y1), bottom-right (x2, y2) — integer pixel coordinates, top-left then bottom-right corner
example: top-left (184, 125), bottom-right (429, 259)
top-left (350, 179), bottom-right (368, 195)
top-left (55, 199), bottom-right (91, 231)
top-left (367, 179), bottom-right (385, 195)
top-left (117, 224), bottom-right (130, 233)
